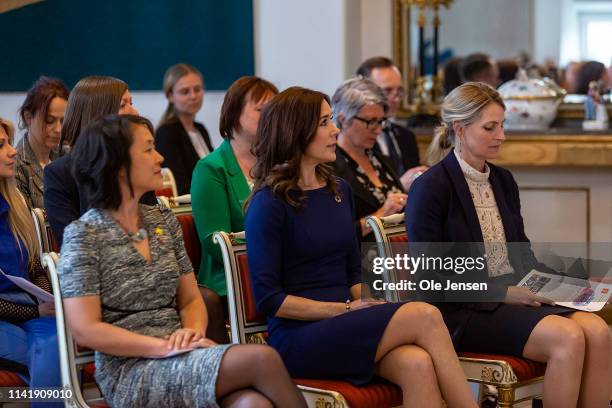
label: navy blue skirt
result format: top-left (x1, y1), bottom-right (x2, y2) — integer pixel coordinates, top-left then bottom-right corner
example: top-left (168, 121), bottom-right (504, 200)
top-left (442, 303), bottom-right (573, 356)
top-left (269, 302), bottom-right (405, 385)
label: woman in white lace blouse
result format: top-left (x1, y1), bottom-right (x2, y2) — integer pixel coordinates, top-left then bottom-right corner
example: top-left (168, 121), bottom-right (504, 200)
top-left (406, 82), bottom-right (610, 408)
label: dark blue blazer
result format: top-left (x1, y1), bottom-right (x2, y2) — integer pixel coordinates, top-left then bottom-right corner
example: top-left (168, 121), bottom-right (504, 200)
top-left (405, 151), bottom-right (547, 305)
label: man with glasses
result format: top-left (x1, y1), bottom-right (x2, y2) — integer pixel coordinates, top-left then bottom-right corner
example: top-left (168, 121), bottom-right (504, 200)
top-left (356, 57), bottom-right (427, 190)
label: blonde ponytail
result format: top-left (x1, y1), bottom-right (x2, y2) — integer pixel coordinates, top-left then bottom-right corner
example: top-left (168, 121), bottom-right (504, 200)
top-left (425, 82), bottom-right (505, 166)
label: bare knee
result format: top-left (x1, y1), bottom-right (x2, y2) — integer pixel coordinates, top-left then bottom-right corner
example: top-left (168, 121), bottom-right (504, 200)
top-left (396, 346), bottom-right (435, 375)
top-left (579, 314), bottom-right (611, 348)
top-left (397, 302), bottom-right (444, 329)
top-left (551, 319), bottom-right (585, 360)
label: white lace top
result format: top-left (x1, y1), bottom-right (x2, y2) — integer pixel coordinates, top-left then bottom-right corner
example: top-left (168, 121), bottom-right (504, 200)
top-left (454, 150), bottom-right (514, 277)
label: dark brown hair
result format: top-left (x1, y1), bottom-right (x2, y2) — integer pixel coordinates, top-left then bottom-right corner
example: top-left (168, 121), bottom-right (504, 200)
top-left (356, 56), bottom-right (394, 78)
top-left (59, 76), bottom-right (128, 152)
top-left (249, 87), bottom-right (337, 209)
top-left (460, 53), bottom-right (494, 83)
top-left (71, 114), bottom-right (154, 210)
top-left (575, 61), bottom-right (606, 95)
top-left (219, 76), bottom-right (278, 139)
top-left (19, 76), bottom-right (69, 131)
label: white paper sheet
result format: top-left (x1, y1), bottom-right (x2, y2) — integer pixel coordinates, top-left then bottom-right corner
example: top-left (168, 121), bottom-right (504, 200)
top-left (517, 270), bottom-right (612, 312)
top-left (0, 266), bottom-right (54, 303)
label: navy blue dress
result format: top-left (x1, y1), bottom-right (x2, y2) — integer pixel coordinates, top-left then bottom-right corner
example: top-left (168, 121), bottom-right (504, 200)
top-left (245, 179), bottom-right (403, 385)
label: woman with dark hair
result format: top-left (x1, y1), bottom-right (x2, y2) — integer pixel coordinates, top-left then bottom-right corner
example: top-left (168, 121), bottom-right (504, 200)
top-left (156, 63), bottom-right (213, 195)
top-left (245, 87), bottom-right (477, 407)
top-left (0, 117), bottom-right (62, 408)
top-left (191, 76), bottom-right (278, 302)
top-left (574, 61), bottom-right (608, 95)
top-left (410, 82), bottom-right (611, 408)
top-left (43, 75), bottom-right (139, 245)
top-left (58, 114), bottom-right (306, 408)
top-left (15, 76), bottom-right (69, 209)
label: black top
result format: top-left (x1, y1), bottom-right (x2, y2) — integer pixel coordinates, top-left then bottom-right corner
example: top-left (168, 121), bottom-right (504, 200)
top-left (44, 154), bottom-right (156, 246)
top-left (155, 120), bottom-right (214, 195)
top-left (333, 146), bottom-right (403, 238)
top-left (373, 122), bottom-right (420, 176)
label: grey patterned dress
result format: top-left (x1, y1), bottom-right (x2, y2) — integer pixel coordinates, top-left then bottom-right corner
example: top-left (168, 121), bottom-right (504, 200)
top-left (58, 205), bottom-right (230, 408)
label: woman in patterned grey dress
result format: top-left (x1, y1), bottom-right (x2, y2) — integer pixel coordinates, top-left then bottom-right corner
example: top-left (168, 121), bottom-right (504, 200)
top-left (58, 114), bottom-right (306, 408)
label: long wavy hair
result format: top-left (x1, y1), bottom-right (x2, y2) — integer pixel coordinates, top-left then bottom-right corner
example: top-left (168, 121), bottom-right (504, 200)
top-left (0, 118), bottom-right (39, 266)
top-left (249, 87), bottom-right (338, 209)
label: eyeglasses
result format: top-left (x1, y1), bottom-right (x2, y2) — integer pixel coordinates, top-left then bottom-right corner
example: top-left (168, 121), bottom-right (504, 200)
top-left (353, 116), bottom-right (388, 131)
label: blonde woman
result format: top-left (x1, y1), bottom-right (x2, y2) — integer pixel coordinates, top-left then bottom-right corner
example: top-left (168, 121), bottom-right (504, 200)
top-left (0, 118), bottom-right (62, 408)
top-left (156, 63), bottom-right (213, 195)
top-left (408, 82), bottom-right (611, 408)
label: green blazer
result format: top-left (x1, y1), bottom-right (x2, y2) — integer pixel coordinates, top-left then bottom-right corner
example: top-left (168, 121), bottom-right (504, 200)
top-left (191, 139), bottom-right (250, 296)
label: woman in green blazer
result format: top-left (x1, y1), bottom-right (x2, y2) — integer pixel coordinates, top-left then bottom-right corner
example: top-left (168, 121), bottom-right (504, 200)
top-left (191, 77), bottom-right (278, 298)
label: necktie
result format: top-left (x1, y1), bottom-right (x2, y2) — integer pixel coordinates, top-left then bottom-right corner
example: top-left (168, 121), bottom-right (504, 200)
top-left (383, 126), bottom-right (404, 175)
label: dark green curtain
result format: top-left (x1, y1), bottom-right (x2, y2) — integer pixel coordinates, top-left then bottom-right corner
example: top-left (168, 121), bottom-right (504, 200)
top-left (0, 0), bottom-right (254, 90)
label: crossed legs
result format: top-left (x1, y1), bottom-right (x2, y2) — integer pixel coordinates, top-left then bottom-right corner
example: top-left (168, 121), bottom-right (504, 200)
top-left (374, 302), bottom-right (477, 408)
top-left (215, 344), bottom-right (306, 408)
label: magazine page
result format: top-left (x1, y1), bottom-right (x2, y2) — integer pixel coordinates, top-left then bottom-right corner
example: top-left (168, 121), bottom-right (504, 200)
top-left (517, 270), bottom-right (612, 312)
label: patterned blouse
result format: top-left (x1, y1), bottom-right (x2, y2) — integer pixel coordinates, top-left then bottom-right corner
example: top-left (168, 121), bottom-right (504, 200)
top-left (341, 149), bottom-right (403, 205)
top-left (455, 150), bottom-right (514, 278)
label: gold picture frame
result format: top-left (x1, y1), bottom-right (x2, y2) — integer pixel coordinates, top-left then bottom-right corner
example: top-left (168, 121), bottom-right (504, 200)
top-left (392, 0), bottom-right (414, 117)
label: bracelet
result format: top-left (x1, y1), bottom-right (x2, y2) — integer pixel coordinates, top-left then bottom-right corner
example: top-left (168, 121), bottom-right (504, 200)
top-left (345, 299), bottom-right (351, 312)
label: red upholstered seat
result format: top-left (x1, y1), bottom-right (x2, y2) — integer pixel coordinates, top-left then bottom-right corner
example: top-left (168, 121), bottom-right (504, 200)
top-left (176, 214), bottom-right (201, 271)
top-left (155, 187), bottom-right (174, 197)
top-left (0, 370), bottom-right (26, 387)
top-left (295, 378), bottom-right (402, 408)
top-left (389, 234), bottom-right (408, 243)
top-left (236, 253), bottom-right (266, 324)
top-left (460, 352), bottom-right (546, 381)
top-left (90, 402), bottom-right (111, 408)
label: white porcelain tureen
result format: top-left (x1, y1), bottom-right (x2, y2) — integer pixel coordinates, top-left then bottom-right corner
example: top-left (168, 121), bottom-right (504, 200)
top-left (498, 69), bottom-right (566, 130)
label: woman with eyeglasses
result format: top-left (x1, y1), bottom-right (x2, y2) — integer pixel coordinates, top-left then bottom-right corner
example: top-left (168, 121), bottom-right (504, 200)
top-left (332, 78), bottom-right (407, 239)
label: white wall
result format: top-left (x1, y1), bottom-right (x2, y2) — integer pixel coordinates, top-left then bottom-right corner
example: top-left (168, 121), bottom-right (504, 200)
top-left (533, 0), bottom-right (562, 65)
top-left (437, 0), bottom-right (534, 61)
top-left (253, 0), bottom-right (348, 96)
top-left (360, 0), bottom-right (393, 61)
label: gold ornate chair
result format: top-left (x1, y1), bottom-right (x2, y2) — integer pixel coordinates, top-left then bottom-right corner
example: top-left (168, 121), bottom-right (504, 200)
top-left (214, 231), bottom-right (403, 408)
top-left (44, 252), bottom-right (108, 408)
top-left (155, 167), bottom-right (178, 198)
top-left (366, 214), bottom-right (546, 407)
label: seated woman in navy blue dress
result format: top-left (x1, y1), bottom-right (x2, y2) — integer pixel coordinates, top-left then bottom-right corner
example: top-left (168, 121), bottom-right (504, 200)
top-left (407, 82), bottom-right (611, 408)
top-left (245, 87), bottom-right (478, 408)
top-left (0, 118), bottom-right (62, 408)
top-left (60, 114), bottom-right (305, 408)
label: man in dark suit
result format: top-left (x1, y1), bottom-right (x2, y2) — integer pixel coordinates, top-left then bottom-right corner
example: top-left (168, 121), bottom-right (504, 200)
top-left (356, 57), bottom-right (427, 191)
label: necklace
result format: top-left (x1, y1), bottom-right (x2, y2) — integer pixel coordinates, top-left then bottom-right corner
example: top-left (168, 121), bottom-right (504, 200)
top-left (108, 210), bottom-right (147, 242)
top-left (126, 228), bottom-right (148, 242)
